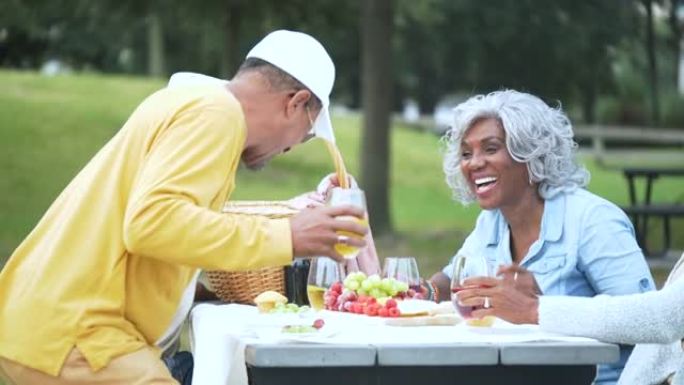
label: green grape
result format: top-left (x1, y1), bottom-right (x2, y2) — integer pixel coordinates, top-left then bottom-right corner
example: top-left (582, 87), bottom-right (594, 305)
top-left (369, 288), bottom-right (384, 299)
top-left (380, 278), bottom-right (393, 292)
top-left (396, 281), bottom-right (409, 293)
top-left (361, 279), bottom-right (373, 291)
top-left (346, 280), bottom-right (360, 291)
top-left (367, 274), bottom-right (381, 284)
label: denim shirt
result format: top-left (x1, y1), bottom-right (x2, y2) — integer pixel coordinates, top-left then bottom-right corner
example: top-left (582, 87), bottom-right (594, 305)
top-left (442, 188), bottom-right (655, 385)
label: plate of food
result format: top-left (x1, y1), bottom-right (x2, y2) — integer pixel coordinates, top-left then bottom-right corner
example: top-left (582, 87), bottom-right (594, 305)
top-left (384, 301), bottom-right (462, 326)
top-left (252, 318), bottom-right (339, 340)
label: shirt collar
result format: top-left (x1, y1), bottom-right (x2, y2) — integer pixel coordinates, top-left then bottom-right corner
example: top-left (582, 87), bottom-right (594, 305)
top-left (486, 211), bottom-right (503, 246)
top-left (539, 192), bottom-right (565, 242)
top-left (485, 192), bottom-right (565, 246)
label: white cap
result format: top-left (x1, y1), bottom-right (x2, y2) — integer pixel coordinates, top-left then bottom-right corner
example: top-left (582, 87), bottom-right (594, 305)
top-left (168, 72), bottom-right (228, 88)
top-left (247, 30), bottom-right (336, 143)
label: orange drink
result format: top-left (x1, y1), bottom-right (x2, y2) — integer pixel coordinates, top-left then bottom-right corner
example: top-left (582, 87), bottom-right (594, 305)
top-left (334, 217), bottom-right (369, 259)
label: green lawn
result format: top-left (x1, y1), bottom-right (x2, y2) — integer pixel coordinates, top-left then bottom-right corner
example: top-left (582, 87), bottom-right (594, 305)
top-left (1, 69), bottom-right (683, 279)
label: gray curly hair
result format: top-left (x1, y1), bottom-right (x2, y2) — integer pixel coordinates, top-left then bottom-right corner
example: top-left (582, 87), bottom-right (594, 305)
top-left (441, 90), bottom-right (590, 205)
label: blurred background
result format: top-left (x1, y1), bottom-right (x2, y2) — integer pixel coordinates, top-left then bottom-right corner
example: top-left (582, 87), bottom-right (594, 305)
top-left (1, 0), bottom-right (683, 281)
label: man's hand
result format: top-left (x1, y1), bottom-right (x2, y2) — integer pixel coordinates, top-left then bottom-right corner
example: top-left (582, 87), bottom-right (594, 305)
top-left (289, 205), bottom-right (368, 262)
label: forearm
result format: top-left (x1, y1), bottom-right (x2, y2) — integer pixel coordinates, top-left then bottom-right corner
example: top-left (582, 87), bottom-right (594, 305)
top-left (124, 199), bottom-right (292, 271)
top-left (539, 278), bottom-right (684, 344)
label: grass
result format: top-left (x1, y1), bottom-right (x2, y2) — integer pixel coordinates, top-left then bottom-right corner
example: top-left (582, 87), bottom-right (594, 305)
top-left (1, 69), bottom-right (683, 281)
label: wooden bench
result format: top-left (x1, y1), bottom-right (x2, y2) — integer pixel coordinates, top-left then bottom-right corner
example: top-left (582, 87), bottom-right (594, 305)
top-left (621, 166), bottom-right (684, 257)
top-left (621, 204), bottom-right (684, 257)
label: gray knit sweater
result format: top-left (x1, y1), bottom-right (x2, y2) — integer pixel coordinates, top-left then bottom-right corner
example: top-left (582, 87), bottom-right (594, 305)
top-left (539, 255), bottom-right (684, 385)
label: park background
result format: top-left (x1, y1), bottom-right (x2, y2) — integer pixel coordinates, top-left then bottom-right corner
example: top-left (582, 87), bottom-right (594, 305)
top-left (2, 0), bottom-right (684, 283)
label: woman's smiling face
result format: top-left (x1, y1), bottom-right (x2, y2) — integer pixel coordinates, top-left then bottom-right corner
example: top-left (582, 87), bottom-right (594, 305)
top-left (459, 118), bottom-right (534, 210)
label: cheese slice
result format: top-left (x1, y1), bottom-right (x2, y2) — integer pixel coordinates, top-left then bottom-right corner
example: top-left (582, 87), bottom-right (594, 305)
top-left (396, 299), bottom-right (439, 317)
top-left (384, 313), bottom-right (462, 327)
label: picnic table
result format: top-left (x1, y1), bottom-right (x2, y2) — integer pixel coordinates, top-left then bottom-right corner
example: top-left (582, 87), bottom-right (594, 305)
top-left (190, 303), bottom-right (619, 385)
top-left (621, 167), bottom-right (684, 257)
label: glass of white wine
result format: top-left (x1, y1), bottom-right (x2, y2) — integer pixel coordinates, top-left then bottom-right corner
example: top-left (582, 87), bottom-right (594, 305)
top-left (307, 257), bottom-right (343, 311)
top-left (327, 187), bottom-right (368, 259)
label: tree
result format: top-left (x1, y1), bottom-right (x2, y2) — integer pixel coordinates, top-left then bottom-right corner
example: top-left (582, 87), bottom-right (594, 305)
top-left (360, 0), bottom-right (394, 235)
top-left (667, 0), bottom-right (681, 88)
top-left (643, 0), bottom-right (661, 124)
top-left (147, 12), bottom-right (165, 77)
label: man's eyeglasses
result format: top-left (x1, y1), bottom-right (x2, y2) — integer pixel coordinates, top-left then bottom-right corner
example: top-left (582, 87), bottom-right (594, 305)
top-left (303, 105), bottom-right (316, 142)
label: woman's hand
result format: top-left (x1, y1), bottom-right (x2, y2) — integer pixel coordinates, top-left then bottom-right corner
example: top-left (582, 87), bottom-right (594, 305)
top-left (316, 173), bottom-right (358, 197)
top-left (456, 273), bottom-right (540, 325)
top-left (286, 191), bottom-right (326, 210)
top-left (496, 264), bottom-right (542, 296)
top-left (314, 173), bottom-right (382, 275)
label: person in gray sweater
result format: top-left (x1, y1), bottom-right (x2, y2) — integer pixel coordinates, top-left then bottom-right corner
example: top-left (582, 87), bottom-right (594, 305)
top-left (457, 253), bottom-right (684, 385)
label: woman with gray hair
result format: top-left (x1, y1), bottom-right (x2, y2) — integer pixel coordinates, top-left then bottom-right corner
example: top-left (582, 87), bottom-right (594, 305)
top-left (426, 90), bottom-right (655, 385)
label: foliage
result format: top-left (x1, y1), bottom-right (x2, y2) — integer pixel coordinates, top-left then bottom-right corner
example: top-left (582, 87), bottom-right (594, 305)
top-left (4, 0), bottom-right (681, 123)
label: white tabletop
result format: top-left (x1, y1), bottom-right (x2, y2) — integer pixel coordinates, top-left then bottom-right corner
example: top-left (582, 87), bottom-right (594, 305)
top-left (190, 303), bottom-right (618, 385)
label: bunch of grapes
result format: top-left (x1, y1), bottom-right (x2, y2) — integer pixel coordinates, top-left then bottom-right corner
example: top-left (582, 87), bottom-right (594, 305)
top-left (269, 303), bottom-right (311, 314)
top-left (322, 272), bottom-right (424, 316)
top-left (343, 272), bottom-right (408, 298)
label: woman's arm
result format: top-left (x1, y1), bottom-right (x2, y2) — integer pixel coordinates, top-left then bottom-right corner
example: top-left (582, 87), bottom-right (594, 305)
top-left (539, 277), bottom-right (684, 345)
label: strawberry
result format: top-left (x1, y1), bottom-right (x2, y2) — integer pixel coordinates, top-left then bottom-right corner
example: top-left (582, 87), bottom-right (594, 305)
top-left (313, 319), bottom-right (325, 329)
top-left (385, 299), bottom-right (397, 309)
top-left (388, 307), bottom-right (400, 317)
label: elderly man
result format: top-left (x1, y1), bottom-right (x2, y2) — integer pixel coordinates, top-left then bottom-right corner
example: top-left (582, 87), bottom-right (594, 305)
top-left (0, 30), bottom-right (367, 384)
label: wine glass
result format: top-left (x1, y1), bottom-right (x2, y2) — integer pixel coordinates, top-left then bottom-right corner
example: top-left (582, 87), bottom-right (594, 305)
top-left (307, 257), bottom-right (344, 311)
top-left (450, 254), bottom-right (495, 327)
top-left (327, 187), bottom-right (368, 259)
top-left (382, 257), bottom-right (421, 295)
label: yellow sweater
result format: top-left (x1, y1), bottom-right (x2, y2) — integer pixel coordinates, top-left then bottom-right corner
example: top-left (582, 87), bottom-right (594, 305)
top-left (0, 85), bottom-right (292, 376)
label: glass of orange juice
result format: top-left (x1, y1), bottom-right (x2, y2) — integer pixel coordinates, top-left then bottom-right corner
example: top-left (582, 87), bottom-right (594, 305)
top-left (307, 257), bottom-right (343, 311)
top-left (327, 187), bottom-right (368, 260)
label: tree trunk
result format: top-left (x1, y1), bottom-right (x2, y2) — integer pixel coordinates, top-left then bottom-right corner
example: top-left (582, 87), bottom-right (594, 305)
top-left (581, 83), bottom-right (597, 124)
top-left (360, 0), bottom-right (394, 235)
top-left (644, 0), bottom-right (660, 124)
top-left (147, 12), bottom-right (165, 77)
top-left (220, 0), bottom-right (241, 78)
top-left (669, 0), bottom-right (681, 86)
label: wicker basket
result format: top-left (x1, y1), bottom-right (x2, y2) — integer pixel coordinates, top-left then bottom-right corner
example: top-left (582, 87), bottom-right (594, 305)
top-left (205, 201), bottom-right (299, 304)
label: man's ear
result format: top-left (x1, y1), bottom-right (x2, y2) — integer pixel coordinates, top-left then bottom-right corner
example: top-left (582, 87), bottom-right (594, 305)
top-left (285, 89), bottom-right (312, 117)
